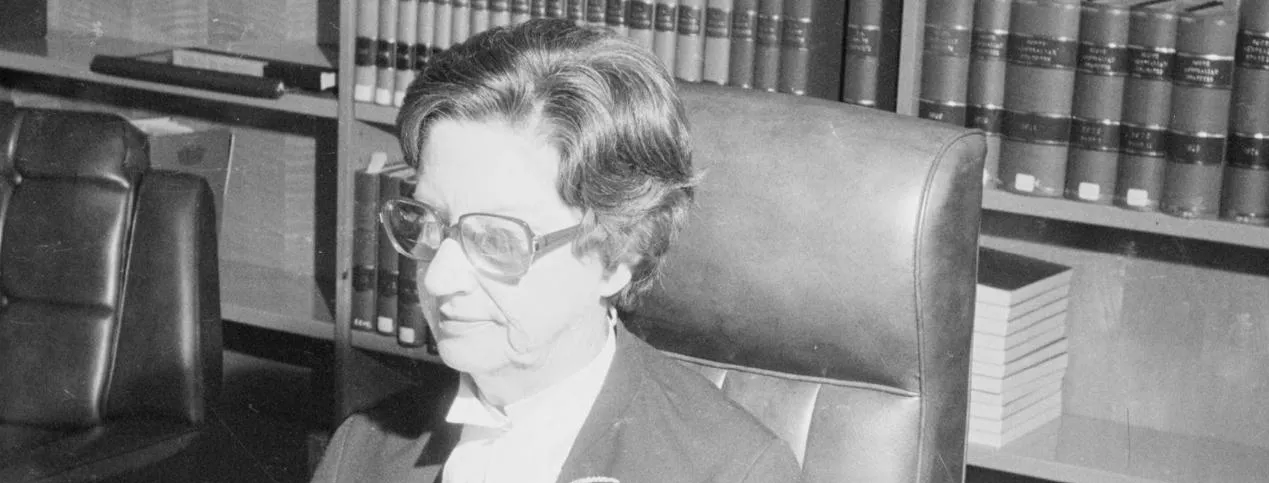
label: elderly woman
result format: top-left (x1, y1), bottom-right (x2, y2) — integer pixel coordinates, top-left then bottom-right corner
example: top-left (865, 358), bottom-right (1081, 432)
top-left (311, 19), bottom-right (800, 483)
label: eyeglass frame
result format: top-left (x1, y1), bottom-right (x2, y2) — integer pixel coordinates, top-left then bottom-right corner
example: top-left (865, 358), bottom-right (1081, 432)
top-left (378, 197), bottom-right (583, 280)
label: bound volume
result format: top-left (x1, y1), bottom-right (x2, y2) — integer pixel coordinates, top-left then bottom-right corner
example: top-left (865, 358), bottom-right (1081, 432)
top-left (918, 0), bottom-right (976, 125)
top-left (966, 0), bottom-right (1012, 185)
top-left (842, 0), bottom-right (903, 111)
top-left (997, 0), bottom-right (1081, 197)
top-left (1222, 0), bottom-right (1269, 223)
top-left (1115, 0), bottom-right (1181, 211)
top-left (1064, 0), bottom-right (1132, 204)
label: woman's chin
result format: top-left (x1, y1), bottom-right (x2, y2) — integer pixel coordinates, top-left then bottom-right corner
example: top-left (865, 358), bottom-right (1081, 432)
top-left (435, 329), bottom-right (510, 375)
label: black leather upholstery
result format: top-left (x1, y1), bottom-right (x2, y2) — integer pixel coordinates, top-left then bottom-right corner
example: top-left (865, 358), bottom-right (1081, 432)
top-left (627, 84), bottom-right (985, 483)
top-left (0, 103), bottom-right (222, 481)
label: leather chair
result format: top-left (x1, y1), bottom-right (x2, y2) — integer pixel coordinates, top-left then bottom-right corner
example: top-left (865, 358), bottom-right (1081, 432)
top-left (0, 103), bottom-right (222, 481)
top-left (625, 83), bottom-right (984, 483)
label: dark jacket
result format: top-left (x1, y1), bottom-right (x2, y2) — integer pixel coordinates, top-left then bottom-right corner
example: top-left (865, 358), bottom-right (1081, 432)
top-left (310, 323), bottom-right (802, 483)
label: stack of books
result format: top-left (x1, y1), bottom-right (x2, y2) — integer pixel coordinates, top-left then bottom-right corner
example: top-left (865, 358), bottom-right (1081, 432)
top-left (969, 247), bottom-right (1074, 448)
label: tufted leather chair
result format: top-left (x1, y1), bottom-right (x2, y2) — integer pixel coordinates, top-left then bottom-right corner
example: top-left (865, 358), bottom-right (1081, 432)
top-left (0, 103), bottom-right (222, 481)
top-left (626, 83), bottom-right (984, 483)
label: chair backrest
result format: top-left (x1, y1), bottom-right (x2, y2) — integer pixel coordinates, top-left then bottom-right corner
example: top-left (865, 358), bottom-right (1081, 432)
top-left (626, 84), bottom-right (984, 483)
top-left (0, 103), bottom-right (222, 428)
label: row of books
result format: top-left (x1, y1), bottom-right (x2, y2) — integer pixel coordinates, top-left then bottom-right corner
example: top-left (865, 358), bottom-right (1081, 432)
top-left (354, 0), bottom-right (884, 106)
top-left (970, 247), bottom-right (1073, 447)
top-left (353, 152), bottom-right (439, 354)
top-left (922, 0), bottom-right (1269, 224)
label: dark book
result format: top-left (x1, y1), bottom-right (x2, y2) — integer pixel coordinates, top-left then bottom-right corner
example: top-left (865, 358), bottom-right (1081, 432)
top-left (352, 155), bottom-right (391, 333)
top-left (1161, 3), bottom-right (1237, 218)
top-left (1221, 0), bottom-right (1269, 224)
top-left (676, 0), bottom-right (707, 82)
top-left (630, 0), bottom-right (657, 49)
top-left (997, 0), bottom-right (1081, 198)
top-left (89, 54), bottom-right (286, 99)
top-left (588, 0), bottom-right (609, 27)
top-left (777, 0), bottom-right (846, 99)
top-left (149, 46), bottom-right (338, 93)
top-left (703, 0), bottom-right (734, 85)
top-left (569, 0), bottom-right (590, 25)
top-left (376, 163), bottom-right (413, 336)
top-left (753, 0), bottom-right (783, 92)
top-left (471, 0), bottom-right (491, 35)
top-left (918, 0), bottom-right (975, 125)
top-left (728, 0), bottom-right (759, 89)
top-left (356, 0), bottom-right (382, 102)
top-left (841, 0), bottom-right (903, 111)
top-left (451, 0), bottom-right (472, 45)
top-left (654, 0), bottom-right (681, 70)
top-left (417, 0), bottom-right (438, 68)
top-left (395, 0), bottom-right (420, 107)
top-left (548, 0), bottom-right (567, 18)
top-left (532, 0), bottom-right (550, 19)
top-left (607, 0), bottom-right (632, 36)
top-left (1064, 0), bottom-right (1132, 204)
top-left (1114, 0), bottom-right (1181, 211)
top-left (977, 247), bottom-right (1074, 308)
top-left (395, 176), bottom-right (433, 351)
top-left (375, 0), bottom-right (400, 106)
top-left (966, 0), bottom-right (1012, 185)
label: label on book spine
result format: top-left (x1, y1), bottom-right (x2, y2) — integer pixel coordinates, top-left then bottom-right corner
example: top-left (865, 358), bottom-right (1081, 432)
top-left (492, 0), bottom-right (511, 12)
top-left (924, 25), bottom-right (971, 57)
top-left (1007, 34), bottom-right (1077, 70)
top-left (968, 105), bottom-right (1004, 134)
top-left (1077, 42), bottom-right (1129, 76)
top-left (1172, 53), bottom-right (1234, 88)
top-left (780, 17), bottom-right (809, 49)
top-left (630, 1), bottom-right (653, 29)
top-left (607, 0), bottom-right (627, 26)
top-left (847, 25), bottom-right (881, 57)
top-left (655, 3), bottom-right (676, 32)
top-left (972, 29), bottom-right (1008, 60)
top-left (732, 9), bottom-right (756, 39)
top-left (678, 5), bottom-right (702, 35)
top-left (756, 12), bottom-right (780, 45)
top-left (1228, 133), bottom-right (1269, 168)
top-left (376, 40), bottom-right (395, 68)
top-left (1238, 31), bottom-right (1269, 70)
top-left (1001, 111), bottom-right (1071, 145)
top-left (587, 0), bottom-right (605, 23)
top-left (567, 0), bottom-right (584, 21)
top-left (1166, 131), bottom-right (1226, 165)
top-left (1070, 117), bottom-right (1121, 152)
top-left (706, 7), bottom-right (729, 39)
top-left (1127, 46), bottom-right (1175, 81)
top-left (1120, 123), bottom-right (1168, 156)
top-left (919, 101), bottom-right (968, 125)
top-left (353, 266), bottom-right (376, 292)
top-left (356, 37), bottom-right (376, 66)
top-left (396, 43), bottom-right (415, 71)
top-left (547, 0), bottom-right (565, 18)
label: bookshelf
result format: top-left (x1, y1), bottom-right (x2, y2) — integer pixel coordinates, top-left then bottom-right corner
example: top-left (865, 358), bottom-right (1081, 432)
top-left (4, 1), bottom-right (1269, 482)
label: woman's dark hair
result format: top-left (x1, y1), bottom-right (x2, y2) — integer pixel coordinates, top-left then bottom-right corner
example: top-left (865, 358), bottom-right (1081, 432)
top-left (397, 19), bottom-right (697, 309)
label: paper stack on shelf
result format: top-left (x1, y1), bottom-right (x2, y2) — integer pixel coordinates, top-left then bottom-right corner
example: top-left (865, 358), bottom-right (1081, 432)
top-left (970, 247), bottom-right (1074, 447)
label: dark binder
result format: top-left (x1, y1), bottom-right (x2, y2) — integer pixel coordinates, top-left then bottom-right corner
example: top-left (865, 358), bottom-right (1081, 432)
top-left (89, 55), bottom-right (286, 99)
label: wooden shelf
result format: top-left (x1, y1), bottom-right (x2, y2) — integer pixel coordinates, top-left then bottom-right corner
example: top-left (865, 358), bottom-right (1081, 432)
top-left (968, 412), bottom-right (1269, 483)
top-left (220, 259), bottom-right (333, 340)
top-left (351, 330), bottom-right (444, 364)
top-left (0, 31), bottom-right (338, 118)
top-left (983, 188), bottom-right (1269, 250)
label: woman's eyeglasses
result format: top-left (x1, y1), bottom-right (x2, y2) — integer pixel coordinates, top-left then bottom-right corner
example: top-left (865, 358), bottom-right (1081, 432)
top-left (379, 198), bottom-right (581, 280)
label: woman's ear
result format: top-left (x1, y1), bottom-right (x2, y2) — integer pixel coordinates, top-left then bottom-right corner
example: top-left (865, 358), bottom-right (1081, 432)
top-left (598, 261), bottom-right (634, 298)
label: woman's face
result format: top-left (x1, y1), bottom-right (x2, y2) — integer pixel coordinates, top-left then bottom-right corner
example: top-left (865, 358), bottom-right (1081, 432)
top-left (412, 118), bottom-right (628, 382)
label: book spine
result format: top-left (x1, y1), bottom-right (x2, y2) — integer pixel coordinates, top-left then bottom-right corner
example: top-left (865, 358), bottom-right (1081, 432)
top-left (607, 0), bottom-right (631, 36)
top-left (629, 0), bottom-right (656, 49)
top-left (1115, 1), bottom-right (1180, 210)
top-left (532, 0), bottom-right (549, 19)
top-left (842, 0), bottom-right (900, 110)
top-left (675, 0), bottom-right (706, 82)
top-left (703, 0), bottom-right (733, 85)
top-left (654, 0), bottom-right (680, 71)
top-left (918, 0), bottom-right (975, 125)
top-left (376, 168), bottom-right (406, 336)
top-left (1160, 6), bottom-right (1237, 218)
top-left (89, 55), bottom-right (286, 98)
top-left (395, 0), bottom-right (420, 107)
top-left (512, 0), bottom-right (532, 24)
top-left (966, 0), bottom-right (1012, 186)
top-left (1222, 0), bottom-right (1269, 223)
top-left (1064, 0), bottom-right (1131, 204)
top-left (548, 0), bottom-right (567, 18)
top-left (472, 0), bottom-right (491, 35)
top-left (997, 0), bottom-right (1081, 198)
top-left (356, 0), bottom-right (381, 102)
top-left (776, 0), bottom-right (810, 95)
top-left (418, 0), bottom-right (437, 67)
top-left (352, 168), bottom-right (380, 332)
top-left (753, 0), bottom-right (782, 92)
top-left (491, 0), bottom-right (512, 27)
top-left (434, 0), bottom-right (454, 53)
top-left (567, 0), bottom-right (587, 25)
top-left (728, 0), bottom-right (758, 89)
top-left (452, 0), bottom-right (472, 45)
top-left (587, 0), bottom-right (608, 27)
top-left (375, 0), bottom-right (400, 106)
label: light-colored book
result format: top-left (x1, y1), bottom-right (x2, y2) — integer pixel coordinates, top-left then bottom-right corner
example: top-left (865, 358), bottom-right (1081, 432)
top-left (968, 393), bottom-right (1063, 447)
top-left (973, 307), bottom-right (1066, 352)
top-left (976, 283), bottom-right (1069, 320)
top-left (973, 338), bottom-right (1069, 379)
top-left (970, 381), bottom-right (1062, 421)
top-left (974, 297), bottom-right (1069, 337)
top-left (972, 352), bottom-right (1068, 394)
top-left (973, 321), bottom-right (1066, 367)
